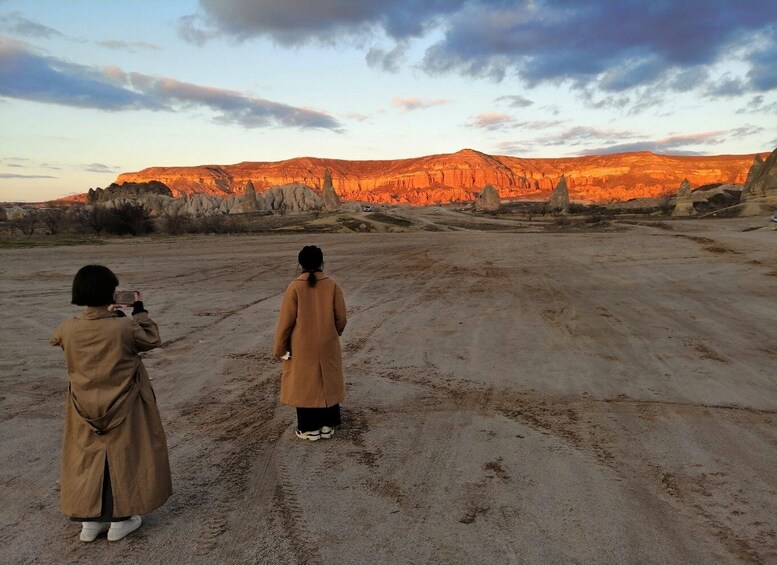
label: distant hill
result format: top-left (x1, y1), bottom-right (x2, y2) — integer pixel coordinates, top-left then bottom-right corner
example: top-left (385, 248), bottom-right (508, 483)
top-left (115, 148), bottom-right (764, 204)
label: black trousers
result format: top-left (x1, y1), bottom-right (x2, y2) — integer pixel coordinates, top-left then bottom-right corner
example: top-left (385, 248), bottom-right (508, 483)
top-left (71, 459), bottom-right (129, 523)
top-left (296, 404), bottom-right (341, 432)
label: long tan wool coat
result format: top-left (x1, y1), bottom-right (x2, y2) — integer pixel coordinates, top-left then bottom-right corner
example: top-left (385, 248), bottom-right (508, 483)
top-left (50, 307), bottom-right (172, 518)
top-left (273, 273), bottom-right (347, 407)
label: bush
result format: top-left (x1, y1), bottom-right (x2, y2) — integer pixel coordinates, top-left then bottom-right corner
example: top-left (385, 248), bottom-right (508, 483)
top-left (74, 206), bottom-right (111, 235)
top-left (10, 210), bottom-right (40, 235)
top-left (105, 202), bottom-right (153, 236)
top-left (186, 214), bottom-right (246, 234)
top-left (160, 212), bottom-right (189, 235)
top-left (42, 208), bottom-right (66, 235)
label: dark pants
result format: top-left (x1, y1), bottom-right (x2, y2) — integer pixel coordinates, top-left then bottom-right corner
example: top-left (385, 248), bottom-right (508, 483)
top-left (71, 459), bottom-right (129, 523)
top-left (296, 404), bottom-right (341, 432)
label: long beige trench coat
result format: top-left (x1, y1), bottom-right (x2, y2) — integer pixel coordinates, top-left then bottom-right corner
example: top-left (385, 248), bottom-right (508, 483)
top-left (273, 273), bottom-right (347, 407)
top-left (50, 307), bottom-right (172, 518)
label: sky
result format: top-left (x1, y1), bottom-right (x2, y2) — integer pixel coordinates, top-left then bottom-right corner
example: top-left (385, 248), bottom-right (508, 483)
top-left (1, 1), bottom-right (776, 202)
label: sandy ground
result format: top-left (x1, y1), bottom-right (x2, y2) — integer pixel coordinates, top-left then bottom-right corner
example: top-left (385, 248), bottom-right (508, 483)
top-left (1, 213), bottom-right (776, 564)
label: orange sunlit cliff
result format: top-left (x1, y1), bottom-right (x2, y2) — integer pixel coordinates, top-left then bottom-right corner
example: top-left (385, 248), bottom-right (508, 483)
top-left (115, 148), bottom-right (761, 204)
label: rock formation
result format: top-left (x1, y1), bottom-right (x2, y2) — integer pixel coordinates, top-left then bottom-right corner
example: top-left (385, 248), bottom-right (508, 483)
top-left (672, 179), bottom-right (695, 216)
top-left (263, 184), bottom-right (323, 213)
top-left (547, 176), bottom-right (570, 213)
top-left (87, 181), bottom-right (172, 204)
top-left (242, 180), bottom-right (259, 212)
top-left (114, 148), bottom-right (764, 205)
top-left (321, 169), bottom-right (341, 211)
top-left (740, 146), bottom-right (777, 201)
top-left (475, 184), bottom-right (500, 211)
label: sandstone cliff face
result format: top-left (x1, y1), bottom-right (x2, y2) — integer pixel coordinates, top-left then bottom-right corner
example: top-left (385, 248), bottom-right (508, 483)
top-left (115, 148), bottom-right (764, 205)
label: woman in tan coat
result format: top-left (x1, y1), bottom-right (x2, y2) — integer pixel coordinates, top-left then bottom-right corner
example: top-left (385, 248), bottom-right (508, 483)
top-left (273, 246), bottom-right (347, 441)
top-left (50, 265), bottom-right (172, 542)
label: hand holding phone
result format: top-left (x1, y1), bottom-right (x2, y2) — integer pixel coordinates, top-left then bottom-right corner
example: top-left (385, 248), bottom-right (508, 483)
top-left (114, 290), bottom-right (139, 305)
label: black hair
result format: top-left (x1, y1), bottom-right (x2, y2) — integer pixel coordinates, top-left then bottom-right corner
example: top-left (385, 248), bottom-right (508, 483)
top-left (298, 246), bottom-right (324, 287)
top-left (71, 265), bottom-right (119, 306)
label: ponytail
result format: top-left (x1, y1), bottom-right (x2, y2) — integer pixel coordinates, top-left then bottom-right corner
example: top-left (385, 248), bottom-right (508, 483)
top-left (306, 270), bottom-right (318, 287)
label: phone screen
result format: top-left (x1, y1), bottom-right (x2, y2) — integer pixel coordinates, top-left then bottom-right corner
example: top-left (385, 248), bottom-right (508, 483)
top-left (114, 290), bottom-right (136, 305)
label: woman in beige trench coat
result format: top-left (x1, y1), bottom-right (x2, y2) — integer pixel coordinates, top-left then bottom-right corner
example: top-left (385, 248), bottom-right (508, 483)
top-left (50, 265), bottom-right (172, 542)
top-left (273, 246), bottom-right (347, 441)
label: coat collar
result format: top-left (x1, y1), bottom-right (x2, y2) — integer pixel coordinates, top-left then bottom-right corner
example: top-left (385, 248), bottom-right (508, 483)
top-left (295, 271), bottom-right (329, 282)
top-left (78, 306), bottom-right (120, 320)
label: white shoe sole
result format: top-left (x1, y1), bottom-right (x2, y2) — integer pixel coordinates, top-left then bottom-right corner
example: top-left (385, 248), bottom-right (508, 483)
top-left (80, 522), bottom-right (110, 542)
top-left (320, 428), bottom-right (335, 439)
top-left (295, 430), bottom-right (321, 441)
top-left (108, 515), bottom-right (142, 541)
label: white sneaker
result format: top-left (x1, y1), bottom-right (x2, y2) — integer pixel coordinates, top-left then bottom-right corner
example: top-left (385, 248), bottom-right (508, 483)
top-left (320, 426), bottom-right (335, 439)
top-left (80, 521), bottom-right (110, 542)
top-left (295, 429), bottom-right (321, 441)
top-left (107, 515), bottom-right (142, 541)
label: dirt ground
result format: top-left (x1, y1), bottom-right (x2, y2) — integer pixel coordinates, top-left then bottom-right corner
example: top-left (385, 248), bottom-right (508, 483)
top-left (1, 213), bottom-right (776, 564)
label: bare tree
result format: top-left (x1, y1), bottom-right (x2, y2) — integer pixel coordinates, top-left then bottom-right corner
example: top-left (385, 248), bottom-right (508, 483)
top-left (12, 210), bottom-right (39, 235)
top-left (43, 208), bottom-right (66, 235)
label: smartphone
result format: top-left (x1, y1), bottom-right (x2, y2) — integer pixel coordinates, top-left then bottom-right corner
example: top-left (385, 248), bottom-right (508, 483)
top-left (114, 290), bottom-right (137, 305)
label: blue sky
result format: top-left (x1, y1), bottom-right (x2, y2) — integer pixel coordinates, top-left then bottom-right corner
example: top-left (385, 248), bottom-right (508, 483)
top-left (1, 0), bottom-right (776, 201)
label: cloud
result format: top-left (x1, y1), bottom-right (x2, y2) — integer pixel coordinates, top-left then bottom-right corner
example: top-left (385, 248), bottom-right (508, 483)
top-left (0, 11), bottom-right (64, 39)
top-left (176, 14), bottom-right (219, 46)
top-left (182, 1), bottom-right (777, 99)
top-left (121, 72), bottom-right (341, 129)
top-left (514, 120), bottom-right (566, 130)
top-left (494, 94), bottom-right (533, 108)
top-left (0, 36), bottom-right (159, 110)
top-left (544, 126), bottom-right (642, 147)
top-left (183, 1), bottom-right (466, 46)
top-left (83, 163), bottom-right (120, 174)
top-left (0, 36), bottom-right (341, 130)
top-left (577, 128), bottom-right (763, 155)
top-left (495, 141), bottom-right (536, 155)
top-left (366, 43), bottom-right (407, 73)
top-left (736, 94), bottom-right (777, 115)
top-left (747, 39), bottom-right (777, 91)
top-left (391, 96), bottom-right (451, 112)
top-left (346, 111), bottom-right (372, 122)
top-left (468, 113), bottom-right (516, 130)
top-left (96, 40), bottom-right (160, 52)
top-left (421, 2), bottom-right (777, 92)
top-left (0, 172), bottom-right (57, 179)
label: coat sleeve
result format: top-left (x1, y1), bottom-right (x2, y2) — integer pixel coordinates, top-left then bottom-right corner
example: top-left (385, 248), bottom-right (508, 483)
top-left (273, 284), bottom-right (298, 357)
top-left (49, 322), bottom-right (63, 348)
top-left (334, 283), bottom-right (347, 336)
top-left (131, 312), bottom-right (162, 352)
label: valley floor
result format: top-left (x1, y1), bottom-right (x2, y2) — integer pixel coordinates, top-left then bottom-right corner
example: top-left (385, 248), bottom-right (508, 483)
top-left (1, 217), bottom-right (776, 564)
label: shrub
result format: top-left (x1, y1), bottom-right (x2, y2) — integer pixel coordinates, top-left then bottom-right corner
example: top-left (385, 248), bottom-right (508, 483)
top-left (10, 210), bottom-right (39, 235)
top-left (186, 214), bottom-right (246, 234)
top-left (160, 212), bottom-right (189, 235)
top-left (42, 208), bottom-right (66, 235)
top-left (74, 206), bottom-right (111, 235)
top-left (105, 202), bottom-right (153, 236)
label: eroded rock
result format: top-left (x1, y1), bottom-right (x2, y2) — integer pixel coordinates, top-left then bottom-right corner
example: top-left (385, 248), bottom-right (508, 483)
top-left (475, 184), bottom-right (500, 211)
top-left (548, 176), bottom-right (570, 213)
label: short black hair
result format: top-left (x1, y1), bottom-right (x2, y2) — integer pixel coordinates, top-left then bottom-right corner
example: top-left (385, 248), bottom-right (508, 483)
top-left (71, 265), bottom-right (119, 306)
